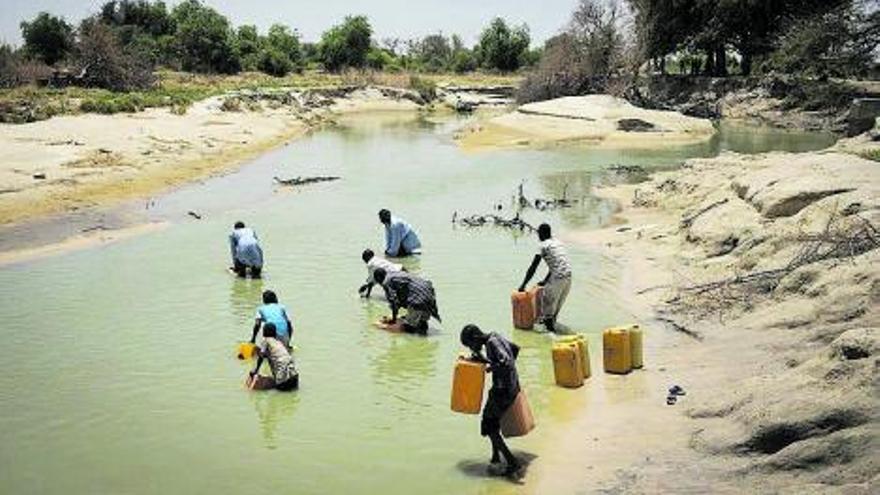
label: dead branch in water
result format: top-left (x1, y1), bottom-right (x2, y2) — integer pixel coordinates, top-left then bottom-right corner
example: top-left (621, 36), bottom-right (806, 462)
top-left (273, 175), bottom-right (340, 187)
top-left (517, 181), bottom-right (579, 211)
top-left (671, 213), bottom-right (879, 317)
top-left (453, 212), bottom-right (536, 232)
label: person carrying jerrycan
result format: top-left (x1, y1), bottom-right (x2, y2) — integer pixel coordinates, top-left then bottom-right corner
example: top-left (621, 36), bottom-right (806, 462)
top-left (460, 324), bottom-right (522, 478)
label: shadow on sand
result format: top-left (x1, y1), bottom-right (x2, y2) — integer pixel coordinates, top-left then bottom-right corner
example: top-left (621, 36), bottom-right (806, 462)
top-left (456, 451), bottom-right (538, 484)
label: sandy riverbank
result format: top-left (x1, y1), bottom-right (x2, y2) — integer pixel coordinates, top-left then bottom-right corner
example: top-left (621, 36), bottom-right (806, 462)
top-left (528, 133), bottom-right (879, 493)
top-left (457, 95), bottom-right (716, 150)
top-left (0, 88), bottom-right (420, 228)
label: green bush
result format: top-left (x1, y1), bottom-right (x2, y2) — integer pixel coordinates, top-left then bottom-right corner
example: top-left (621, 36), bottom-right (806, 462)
top-left (256, 47), bottom-right (292, 76)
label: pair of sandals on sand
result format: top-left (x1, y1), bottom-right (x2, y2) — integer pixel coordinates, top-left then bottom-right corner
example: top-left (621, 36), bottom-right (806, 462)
top-left (666, 385), bottom-right (686, 405)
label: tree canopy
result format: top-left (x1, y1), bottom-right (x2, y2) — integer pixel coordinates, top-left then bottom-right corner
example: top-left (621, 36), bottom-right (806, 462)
top-left (20, 12), bottom-right (74, 65)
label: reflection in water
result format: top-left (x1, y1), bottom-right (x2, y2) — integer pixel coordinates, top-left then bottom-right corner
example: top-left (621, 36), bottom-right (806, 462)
top-left (229, 277), bottom-right (264, 327)
top-left (249, 389), bottom-right (300, 449)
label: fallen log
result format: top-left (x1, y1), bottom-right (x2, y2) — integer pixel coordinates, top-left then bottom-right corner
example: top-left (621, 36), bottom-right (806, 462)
top-left (273, 175), bottom-right (340, 187)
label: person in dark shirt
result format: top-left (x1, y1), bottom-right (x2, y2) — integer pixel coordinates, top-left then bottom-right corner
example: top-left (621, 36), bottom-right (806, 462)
top-left (374, 268), bottom-right (440, 334)
top-left (460, 324), bottom-right (521, 476)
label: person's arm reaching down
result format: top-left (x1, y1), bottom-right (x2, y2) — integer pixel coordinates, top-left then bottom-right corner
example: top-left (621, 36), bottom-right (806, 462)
top-left (518, 254), bottom-right (542, 292)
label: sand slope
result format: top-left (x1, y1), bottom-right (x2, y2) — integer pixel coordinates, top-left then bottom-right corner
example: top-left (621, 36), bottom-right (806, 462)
top-left (458, 95), bottom-right (716, 149)
top-left (555, 138), bottom-right (879, 492)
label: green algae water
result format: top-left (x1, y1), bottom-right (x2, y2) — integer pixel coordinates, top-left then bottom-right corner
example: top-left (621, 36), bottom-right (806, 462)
top-left (0, 114), bottom-right (834, 494)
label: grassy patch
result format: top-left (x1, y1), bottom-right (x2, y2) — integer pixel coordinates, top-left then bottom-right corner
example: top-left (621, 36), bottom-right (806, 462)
top-left (858, 148), bottom-right (880, 162)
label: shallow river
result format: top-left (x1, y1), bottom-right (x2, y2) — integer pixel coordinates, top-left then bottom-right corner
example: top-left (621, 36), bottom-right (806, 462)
top-left (0, 114), bottom-right (833, 494)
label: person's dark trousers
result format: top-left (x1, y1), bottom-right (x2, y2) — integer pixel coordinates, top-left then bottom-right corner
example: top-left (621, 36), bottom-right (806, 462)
top-left (233, 260), bottom-right (248, 278)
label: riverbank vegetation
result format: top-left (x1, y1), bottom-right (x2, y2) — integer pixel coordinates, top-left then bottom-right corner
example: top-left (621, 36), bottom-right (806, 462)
top-left (518, 0), bottom-right (878, 103)
top-left (0, 0), bottom-right (532, 121)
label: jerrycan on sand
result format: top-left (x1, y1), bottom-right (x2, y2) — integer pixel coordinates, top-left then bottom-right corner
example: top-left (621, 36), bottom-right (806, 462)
top-left (501, 390), bottom-right (536, 438)
top-left (626, 325), bottom-right (644, 369)
top-left (552, 343), bottom-right (584, 388)
top-left (511, 286), bottom-right (541, 330)
top-left (603, 327), bottom-right (632, 374)
top-left (451, 357), bottom-right (486, 414)
top-left (559, 334), bottom-right (591, 379)
top-left (236, 342), bottom-right (257, 360)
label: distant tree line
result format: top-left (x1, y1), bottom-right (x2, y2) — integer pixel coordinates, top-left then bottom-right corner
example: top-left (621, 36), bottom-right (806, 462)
top-left (519, 0), bottom-right (878, 102)
top-left (1, 0), bottom-right (540, 90)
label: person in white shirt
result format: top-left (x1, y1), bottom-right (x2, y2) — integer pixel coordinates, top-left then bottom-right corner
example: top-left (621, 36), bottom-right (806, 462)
top-left (358, 248), bottom-right (403, 298)
top-left (517, 223), bottom-right (572, 333)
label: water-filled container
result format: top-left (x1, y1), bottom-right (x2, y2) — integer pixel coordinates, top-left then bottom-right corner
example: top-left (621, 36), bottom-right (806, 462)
top-left (559, 334), bottom-right (591, 379)
top-left (511, 287), bottom-right (540, 330)
top-left (500, 390), bottom-right (536, 438)
top-left (451, 358), bottom-right (486, 414)
top-left (552, 343), bottom-right (584, 388)
top-left (237, 342), bottom-right (257, 360)
top-left (603, 328), bottom-right (632, 374)
top-left (627, 325), bottom-right (644, 369)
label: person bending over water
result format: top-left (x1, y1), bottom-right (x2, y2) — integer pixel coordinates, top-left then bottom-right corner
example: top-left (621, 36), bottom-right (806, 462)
top-left (518, 223), bottom-right (572, 333)
top-left (358, 248), bottom-right (404, 298)
top-left (460, 324), bottom-right (522, 477)
top-left (247, 323), bottom-right (299, 391)
top-left (251, 290), bottom-right (293, 348)
top-left (229, 221), bottom-right (264, 278)
top-left (379, 209), bottom-right (421, 257)
top-left (374, 268), bottom-right (440, 334)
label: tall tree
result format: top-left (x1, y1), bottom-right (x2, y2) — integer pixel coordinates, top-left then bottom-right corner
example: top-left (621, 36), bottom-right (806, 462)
top-left (170, 0), bottom-right (239, 73)
top-left (476, 18), bottom-right (531, 72)
top-left (319, 15), bottom-right (373, 72)
top-left (20, 12), bottom-right (73, 65)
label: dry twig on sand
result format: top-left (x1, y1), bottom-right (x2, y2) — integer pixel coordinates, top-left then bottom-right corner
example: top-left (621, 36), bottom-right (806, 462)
top-left (669, 213), bottom-right (879, 317)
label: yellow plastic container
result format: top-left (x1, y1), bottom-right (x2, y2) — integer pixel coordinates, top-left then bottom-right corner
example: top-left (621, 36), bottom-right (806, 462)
top-left (500, 390), bottom-right (536, 438)
top-left (511, 286), bottom-right (540, 330)
top-left (603, 328), bottom-right (632, 374)
top-left (451, 358), bottom-right (486, 414)
top-left (552, 343), bottom-right (584, 388)
top-left (559, 334), bottom-right (591, 379)
top-left (627, 325), bottom-right (644, 369)
top-left (236, 342), bottom-right (257, 360)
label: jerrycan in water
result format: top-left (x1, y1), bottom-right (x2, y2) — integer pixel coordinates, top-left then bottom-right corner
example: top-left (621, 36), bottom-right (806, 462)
top-left (626, 324), bottom-right (644, 369)
top-left (500, 390), bottom-right (536, 438)
top-left (451, 357), bottom-right (486, 414)
top-left (552, 342), bottom-right (584, 388)
top-left (559, 334), bottom-right (591, 379)
top-left (603, 327), bottom-right (632, 374)
top-left (236, 342), bottom-right (257, 360)
top-left (511, 286), bottom-right (541, 330)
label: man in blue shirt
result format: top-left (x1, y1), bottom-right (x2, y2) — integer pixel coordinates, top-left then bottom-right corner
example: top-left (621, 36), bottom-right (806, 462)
top-left (379, 209), bottom-right (422, 257)
top-left (229, 221), bottom-right (264, 278)
top-left (250, 290), bottom-right (293, 348)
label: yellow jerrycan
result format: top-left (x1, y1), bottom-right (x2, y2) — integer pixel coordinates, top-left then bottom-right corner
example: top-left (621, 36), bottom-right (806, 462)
top-left (236, 342), bottom-right (257, 360)
top-left (511, 286), bottom-right (540, 330)
top-left (603, 327), bottom-right (632, 374)
top-left (626, 324), bottom-right (644, 369)
top-left (552, 342), bottom-right (584, 388)
top-left (451, 357), bottom-right (486, 414)
top-left (559, 334), bottom-right (591, 379)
